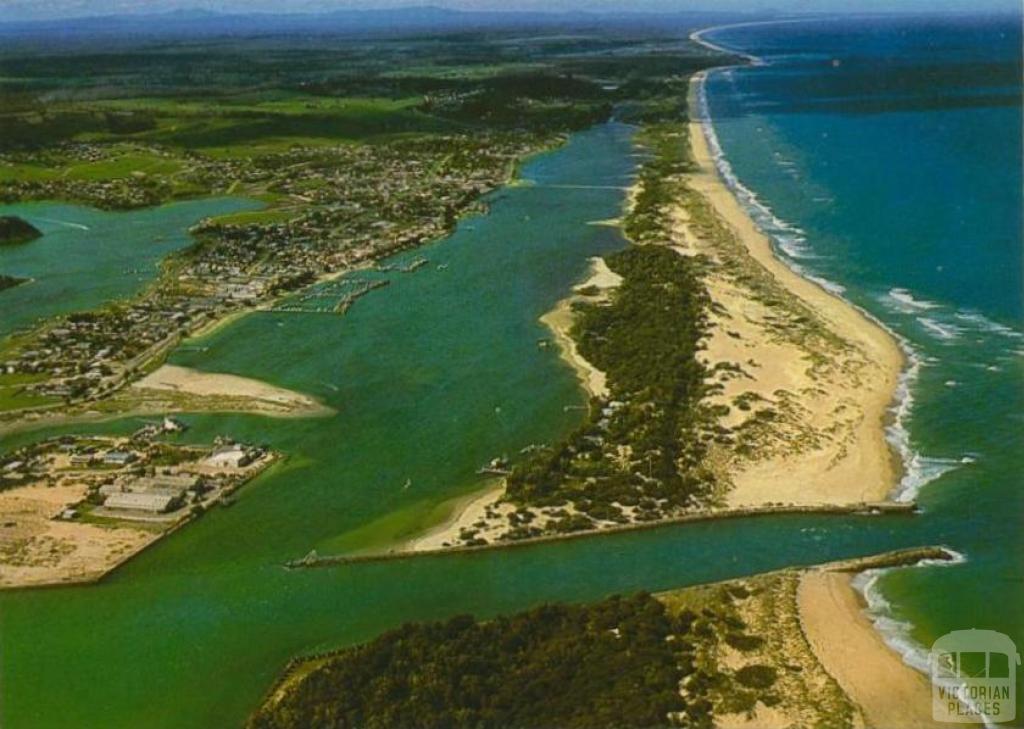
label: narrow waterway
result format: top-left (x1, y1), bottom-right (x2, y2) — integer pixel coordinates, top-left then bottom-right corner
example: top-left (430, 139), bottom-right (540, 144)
top-left (0, 122), bottom-right (965, 729)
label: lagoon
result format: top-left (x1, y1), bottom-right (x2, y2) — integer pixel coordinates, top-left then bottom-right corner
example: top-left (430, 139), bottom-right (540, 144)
top-left (0, 197), bottom-right (260, 338)
top-left (0, 115), bottom-right (995, 728)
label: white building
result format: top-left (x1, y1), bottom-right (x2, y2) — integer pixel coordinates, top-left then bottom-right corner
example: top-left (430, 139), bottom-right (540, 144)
top-left (104, 491), bottom-right (178, 513)
top-left (204, 445), bottom-right (250, 469)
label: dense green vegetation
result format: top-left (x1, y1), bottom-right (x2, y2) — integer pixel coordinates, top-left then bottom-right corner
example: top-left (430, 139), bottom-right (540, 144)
top-left (0, 215), bottom-right (41, 245)
top-left (249, 593), bottom-right (713, 729)
top-left (506, 246), bottom-right (713, 522)
top-left (503, 123), bottom-right (716, 531)
top-left (0, 34), bottom-right (724, 156)
top-left (251, 567), bottom-right (850, 729)
top-left (624, 123), bottom-right (695, 243)
top-left (0, 29), bottom-right (726, 419)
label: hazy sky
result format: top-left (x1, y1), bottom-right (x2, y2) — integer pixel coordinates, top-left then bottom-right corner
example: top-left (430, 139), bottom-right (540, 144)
top-left (1, 0), bottom-right (1018, 21)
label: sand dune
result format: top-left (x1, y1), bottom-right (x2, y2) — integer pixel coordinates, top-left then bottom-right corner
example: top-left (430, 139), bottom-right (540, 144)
top-left (685, 73), bottom-right (903, 507)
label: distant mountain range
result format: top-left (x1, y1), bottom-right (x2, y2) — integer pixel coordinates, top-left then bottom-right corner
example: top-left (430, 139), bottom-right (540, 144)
top-left (0, 5), bottom-right (756, 40)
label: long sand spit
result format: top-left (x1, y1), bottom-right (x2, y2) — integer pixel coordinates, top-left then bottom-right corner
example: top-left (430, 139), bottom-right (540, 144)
top-left (400, 78), bottom-right (907, 554)
top-left (132, 364), bottom-right (331, 416)
top-left (538, 256), bottom-right (622, 400)
top-left (685, 72), bottom-right (904, 507)
top-left (684, 64), bottom-right (953, 729)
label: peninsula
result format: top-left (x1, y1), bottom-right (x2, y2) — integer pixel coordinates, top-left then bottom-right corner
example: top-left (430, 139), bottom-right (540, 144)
top-left (0, 427), bottom-right (275, 588)
top-left (0, 14), bottom-right (993, 729)
top-left (399, 75), bottom-right (905, 553)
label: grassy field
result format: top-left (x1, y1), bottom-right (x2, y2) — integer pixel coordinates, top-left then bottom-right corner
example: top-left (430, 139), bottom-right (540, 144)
top-left (0, 162), bottom-right (58, 182)
top-left (63, 152), bottom-right (184, 180)
top-left (0, 373), bottom-right (58, 412)
top-left (206, 208), bottom-right (298, 226)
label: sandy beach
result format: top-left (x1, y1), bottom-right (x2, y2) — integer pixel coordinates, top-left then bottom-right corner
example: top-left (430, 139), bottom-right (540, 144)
top-left (405, 76), bottom-right (907, 552)
top-left (799, 569), bottom-right (950, 728)
top-left (538, 256), bottom-right (622, 400)
top-left (131, 364), bottom-right (333, 417)
top-left (684, 72), bottom-right (904, 507)
top-left (404, 481), bottom-right (506, 552)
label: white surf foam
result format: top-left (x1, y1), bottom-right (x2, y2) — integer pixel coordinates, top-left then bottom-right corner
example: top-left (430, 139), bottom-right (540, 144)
top-left (887, 287), bottom-right (939, 312)
top-left (918, 317), bottom-right (963, 342)
top-left (696, 77), bottom-right (819, 265)
top-left (954, 310), bottom-right (1024, 340)
top-left (693, 31), bottom-right (988, 722)
top-left (852, 550), bottom-right (1001, 728)
top-left (697, 70), bottom-right (958, 505)
top-left (690, 26), bottom-right (766, 67)
top-left (805, 273), bottom-right (846, 295)
top-left (851, 548), bottom-right (968, 670)
top-left (883, 293), bottom-right (1022, 348)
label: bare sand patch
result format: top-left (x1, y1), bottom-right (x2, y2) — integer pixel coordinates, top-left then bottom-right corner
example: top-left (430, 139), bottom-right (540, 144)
top-left (132, 364), bottom-right (332, 417)
top-left (0, 481), bottom-right (157, 588)
top-left (539, 256), bottom-right (621, 400)
top-left (685, 73), bottom-right (903, 507)
top-left (799, 570), bottom-right (951, 728)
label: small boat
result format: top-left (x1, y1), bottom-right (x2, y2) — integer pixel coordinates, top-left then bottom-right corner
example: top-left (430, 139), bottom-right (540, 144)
top-left (402, 478), bottom-right (412, 490)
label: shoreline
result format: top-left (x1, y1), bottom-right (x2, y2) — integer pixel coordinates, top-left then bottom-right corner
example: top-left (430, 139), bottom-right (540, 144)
top-left (402, 481), bottom-right (506, 553)
top-left (265, 546), bottom-right (954, 729)
top-left (0, 450), bottom-right (282, 592)
top-left (537, 256), bottom-right (622, 400)
top-left (287, 500), bottom-right (916, 568)
top-left (799, 569), bottom-right (951, 728)
top-left (687, 44), bottom-right (956, 729)
top-left (686, 70), bottom-right (905, 507)
top-left (131, 364), bottom-right (333, 416)
top-left (373, 69), bottom-right (909, 556)
top-left (0, 365), bottom-right (333, 440)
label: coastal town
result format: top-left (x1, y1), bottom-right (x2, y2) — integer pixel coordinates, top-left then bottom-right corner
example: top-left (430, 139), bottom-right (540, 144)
top-left (0, 133), bottom-right (542, 408)
top-left (0, 11), bottom-right (1006, 729)
top-left (0, 420), bottom-right (273, 587)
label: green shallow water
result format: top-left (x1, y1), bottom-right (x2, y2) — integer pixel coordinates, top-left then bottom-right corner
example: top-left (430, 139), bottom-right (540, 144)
top-left (0, 123), bottom-right (989, 728)
top-left (0, 197), bottom-right (261, 338)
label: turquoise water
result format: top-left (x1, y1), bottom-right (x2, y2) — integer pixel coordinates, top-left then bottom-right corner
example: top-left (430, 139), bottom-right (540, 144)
top-left (2, 35), bottom-right (1021, 725)
top-left (702, 12), bottom-right (1023, 700)
top-left (0, 197), bottom-right (260, 337)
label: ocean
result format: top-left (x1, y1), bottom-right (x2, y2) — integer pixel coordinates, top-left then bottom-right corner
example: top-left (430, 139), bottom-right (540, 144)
top-left (699, 10), bottom-right (1024, 705)
top-left (1, 16), bottom-right (1022, 727)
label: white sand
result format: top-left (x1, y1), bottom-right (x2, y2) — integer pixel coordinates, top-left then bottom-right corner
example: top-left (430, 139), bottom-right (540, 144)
top-left (133, 364), bottom-right (331, 416)
top-left (685, 73), bottom-right (903, 507)
top-left (799, 570), bottom-right (953, 728)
